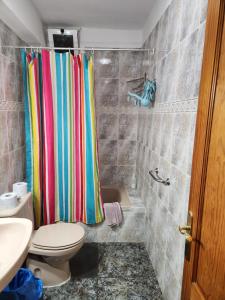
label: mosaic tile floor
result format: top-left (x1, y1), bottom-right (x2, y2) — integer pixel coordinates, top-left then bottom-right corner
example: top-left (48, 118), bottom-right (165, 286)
top-left (43, 243), bottom-right (162, 300)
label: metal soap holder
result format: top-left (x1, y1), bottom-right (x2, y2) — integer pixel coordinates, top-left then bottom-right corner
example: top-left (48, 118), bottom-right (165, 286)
top-left (149, 168), bottom-right (170, 186)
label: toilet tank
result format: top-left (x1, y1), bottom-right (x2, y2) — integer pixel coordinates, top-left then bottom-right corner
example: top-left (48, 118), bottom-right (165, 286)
top-left (0, 193), bottom-right (34, 224)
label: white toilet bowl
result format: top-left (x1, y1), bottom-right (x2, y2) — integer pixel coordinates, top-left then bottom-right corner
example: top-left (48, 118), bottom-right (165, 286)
top-left (0, 193), bottom-right (85, 288)
top-left (26, 222), bottom-right (85, 287)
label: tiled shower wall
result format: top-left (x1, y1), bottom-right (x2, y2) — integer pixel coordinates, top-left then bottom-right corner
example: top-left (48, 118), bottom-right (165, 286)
top-left (94, 51), bottom-right (143, 193)
top-left (0, 20), bottom-right (25, 195)
top-left (136, 0), bottom-right (208, 299)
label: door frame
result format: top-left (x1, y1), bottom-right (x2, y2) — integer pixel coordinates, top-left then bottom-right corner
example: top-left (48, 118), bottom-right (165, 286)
top-left (181, 0), bottom-right (225, 299)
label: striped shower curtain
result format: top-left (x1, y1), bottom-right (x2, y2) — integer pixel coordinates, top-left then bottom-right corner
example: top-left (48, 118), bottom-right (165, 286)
top-left (21, 50), bottom-right (104, 227)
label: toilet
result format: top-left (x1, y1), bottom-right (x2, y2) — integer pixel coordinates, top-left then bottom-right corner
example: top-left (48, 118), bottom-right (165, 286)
top-left (0, 193), bottom-right (85, 287)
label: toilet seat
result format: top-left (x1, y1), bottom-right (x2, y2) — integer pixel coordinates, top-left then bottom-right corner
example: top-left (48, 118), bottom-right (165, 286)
top-left (33, 240), bottom-right (82, 250)
top-left (31, 222), bottom-right (85, 251)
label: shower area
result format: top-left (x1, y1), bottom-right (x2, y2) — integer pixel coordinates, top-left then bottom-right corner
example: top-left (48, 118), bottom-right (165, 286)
top-left (84, 49), bottom-right (147, 242)
top-left (0, 0), bottom-right (208, 299)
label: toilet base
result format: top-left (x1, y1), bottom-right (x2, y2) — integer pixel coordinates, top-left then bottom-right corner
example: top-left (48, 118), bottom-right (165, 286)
top-left (26, 256), bottom-right (71, 288)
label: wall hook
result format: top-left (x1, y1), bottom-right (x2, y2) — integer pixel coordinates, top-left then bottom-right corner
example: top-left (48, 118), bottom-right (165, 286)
top-left (149, 168), bottom-right (170, 186)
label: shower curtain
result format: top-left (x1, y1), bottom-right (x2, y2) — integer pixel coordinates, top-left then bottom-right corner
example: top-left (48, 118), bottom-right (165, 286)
top-left (21, 49), bottom-right (104, 227)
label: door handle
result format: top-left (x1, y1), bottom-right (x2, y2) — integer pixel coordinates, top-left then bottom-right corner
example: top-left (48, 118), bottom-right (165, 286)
top-left (179, 211), bottom-right (193, 260)
top-left (179, 225), bottom-right (192, 241)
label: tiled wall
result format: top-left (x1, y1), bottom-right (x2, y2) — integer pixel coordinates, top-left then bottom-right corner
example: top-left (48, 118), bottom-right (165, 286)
top-left (136, 1), bottom-right (208, 299)
top-left (0, 20), bottom-right (25, 195)
top-left (94, 51), bottom-right (143, 192)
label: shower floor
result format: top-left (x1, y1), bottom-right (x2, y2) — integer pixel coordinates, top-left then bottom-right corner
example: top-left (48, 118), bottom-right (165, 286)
top-left (43, 243), bottom-right (162, 300)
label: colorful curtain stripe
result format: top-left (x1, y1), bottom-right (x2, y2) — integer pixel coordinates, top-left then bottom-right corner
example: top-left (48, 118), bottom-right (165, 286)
top-left (21, 50), bottom-right (42, 227)
top-left (42, 50), bottom-right (56, 225)
top-left (21, 50), bottom-right (104, 226)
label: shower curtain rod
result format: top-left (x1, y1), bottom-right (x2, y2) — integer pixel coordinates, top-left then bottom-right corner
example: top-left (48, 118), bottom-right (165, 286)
top-left (0, 45), bottom-right (167, 53)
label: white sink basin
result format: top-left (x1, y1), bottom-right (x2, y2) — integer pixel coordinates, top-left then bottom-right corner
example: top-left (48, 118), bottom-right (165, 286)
top-left (0, 218), bottom-right (33, 291)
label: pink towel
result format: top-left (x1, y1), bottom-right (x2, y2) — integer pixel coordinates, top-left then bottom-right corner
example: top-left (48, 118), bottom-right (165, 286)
top-left (104, 202), bottom-right (123, 226)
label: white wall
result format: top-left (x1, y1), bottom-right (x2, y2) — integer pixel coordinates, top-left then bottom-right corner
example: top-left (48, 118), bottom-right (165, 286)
top-left (0, 0), bottom-right (45, 45)
top-left (81, 0), bottom-right (174, 48)
top-left (80, 27), bottom-right (143, 48)
top-left (0, 0), bottom-right (172, 47)
top-left (142, 0), bottom-right (173, 43)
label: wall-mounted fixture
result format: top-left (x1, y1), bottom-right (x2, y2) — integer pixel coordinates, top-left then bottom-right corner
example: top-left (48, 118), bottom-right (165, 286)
top-left (47, 27), bottom-right (80, 53)
top-left (127, 73), bottom-right (156, 107)
top-left (149, 168), bottom-right (170, 186)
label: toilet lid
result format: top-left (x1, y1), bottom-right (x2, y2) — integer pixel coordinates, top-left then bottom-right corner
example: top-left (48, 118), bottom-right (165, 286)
top-left (32, 222), bottom-right (85, 250)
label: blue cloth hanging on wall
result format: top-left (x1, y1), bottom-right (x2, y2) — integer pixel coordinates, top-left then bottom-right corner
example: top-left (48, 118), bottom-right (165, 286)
top-left (128, 79), bottom-right (156, 107)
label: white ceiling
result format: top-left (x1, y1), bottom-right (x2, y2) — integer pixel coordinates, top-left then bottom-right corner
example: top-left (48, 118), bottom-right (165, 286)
top-left (31, 0), bottom-right (155, 30)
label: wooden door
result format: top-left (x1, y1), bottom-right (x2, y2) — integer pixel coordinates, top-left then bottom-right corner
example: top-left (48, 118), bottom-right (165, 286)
top-left (181, 0), bottom-right (225, 299)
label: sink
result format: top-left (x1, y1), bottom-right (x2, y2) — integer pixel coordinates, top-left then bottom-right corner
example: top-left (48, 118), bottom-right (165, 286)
top-left (0, 218), bottom-right (33, 291)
